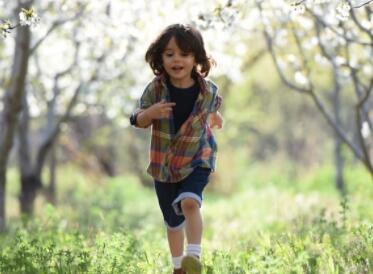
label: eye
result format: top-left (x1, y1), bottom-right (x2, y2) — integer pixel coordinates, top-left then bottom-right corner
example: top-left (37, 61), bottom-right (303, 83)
top-left (181, 52), bottom-right (190, 57)
top-left (164, 52), bottom-right (173, 57)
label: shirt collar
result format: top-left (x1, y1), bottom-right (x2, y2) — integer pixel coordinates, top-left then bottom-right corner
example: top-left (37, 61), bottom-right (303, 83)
top-left (155, 73), bottom-right (208, 95)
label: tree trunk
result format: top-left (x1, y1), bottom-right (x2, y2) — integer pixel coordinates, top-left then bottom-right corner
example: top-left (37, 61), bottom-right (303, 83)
top-left (0, 173), bottom-right (5, 232)
top-left (332, 70), bottom-right (345, 193)
top-left (0, 0), bottom-right (32, 231)
top-left (17, 89), bottom-right (43, 215)
top-left (334, 137), bottom-right (345, 193)
top-left (46, 142), bottom-right (57, 205)
top-left (19, 173), bottom-right (42, 215)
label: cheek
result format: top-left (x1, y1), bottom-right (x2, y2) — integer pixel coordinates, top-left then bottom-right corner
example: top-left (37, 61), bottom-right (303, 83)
top-left (162, 57), bottom-right (171, 67)
top-left (188, 57), bottom-right (196, 66)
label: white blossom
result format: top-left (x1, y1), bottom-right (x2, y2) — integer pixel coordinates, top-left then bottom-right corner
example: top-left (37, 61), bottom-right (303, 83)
top-left (336, 2), bottom-right (351, 21)
top-left (361, 121), bottom-right (371, 138)
top-left (294, 71), bottom-right (309, 85)
top-left (0, 20), bottom-right (12, 38)
top-left (291, 3), bottom-right (306, 16)
top-left (335, 56), bottom-right (346, 66)
top-left (314, 54), bottom-right (329, 66)
top-left (362, 64), bottom-right (372, 76)
top-left (19, 7), bottom-right (40, 27)
top-left (277, 58), bottom-right (287, 69)
top-left (361, 19), bottom-right (372, 30)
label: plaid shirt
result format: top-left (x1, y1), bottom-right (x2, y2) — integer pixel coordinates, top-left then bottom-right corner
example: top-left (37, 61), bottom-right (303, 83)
top-left (134, 74), bottom-right (222, 183)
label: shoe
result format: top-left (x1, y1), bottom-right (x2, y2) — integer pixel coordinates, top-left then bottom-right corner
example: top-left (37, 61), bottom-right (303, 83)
top-left (172, 268), bottom-right (186, 274)
top-left (181, 255), bottom-right (202, 274)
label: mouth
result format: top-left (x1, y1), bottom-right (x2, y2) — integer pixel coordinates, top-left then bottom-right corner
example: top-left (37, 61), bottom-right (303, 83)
top-left (171, 65), bottom-right (184, 72)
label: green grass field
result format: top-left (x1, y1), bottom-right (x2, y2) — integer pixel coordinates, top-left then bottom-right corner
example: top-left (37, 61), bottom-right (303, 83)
top-left (0, 165), bottom-right (372, 273)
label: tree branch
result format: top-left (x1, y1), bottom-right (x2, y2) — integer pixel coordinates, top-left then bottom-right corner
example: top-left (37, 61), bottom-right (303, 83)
top-left (257, 2), bottom-right (310, 93)
top-left (308, 8), bottom-right (371, 47)
top-left (29, 4), bottom-right (87, 55)
top-left (256, 0), bottom-right (366, 163)
top-left (347, 0), bottom-right (373, 41)
top-left (351, 0), bottom-right (373, 8)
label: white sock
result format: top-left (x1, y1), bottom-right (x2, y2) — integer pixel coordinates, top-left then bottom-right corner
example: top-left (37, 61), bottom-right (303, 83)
top-left (171, 255), bottom-right (183, 269)
top-left (186, 244), bottom-right (201, 258)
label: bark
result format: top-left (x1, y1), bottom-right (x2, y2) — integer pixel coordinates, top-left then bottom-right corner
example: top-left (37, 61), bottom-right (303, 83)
top-left (0, 0), bottom-right (33, 231)
top-left (17, 89), bottom-right (41, 215)
top-left (46, 141), bottom-right (57, 205)
top-left (332, 82), bottom-right (345, 193)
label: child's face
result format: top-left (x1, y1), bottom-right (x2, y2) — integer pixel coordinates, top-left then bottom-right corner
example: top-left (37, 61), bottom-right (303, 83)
top-left (162, 36), bottom-right (196, 86)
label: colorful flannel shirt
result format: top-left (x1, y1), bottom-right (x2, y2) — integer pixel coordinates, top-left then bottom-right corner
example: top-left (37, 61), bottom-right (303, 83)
top-left (134, 74), bottom-right (222, 183)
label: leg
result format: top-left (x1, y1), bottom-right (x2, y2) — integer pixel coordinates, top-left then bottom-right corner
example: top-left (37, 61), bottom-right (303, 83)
top-left (180, 198), bottom-right (203, 273)
top-left (181, 198), bottom-right (202, 244)
top-left (167, 227), bottom-right (184, 257)
top-left (154, 181), bottom-right (186, 272)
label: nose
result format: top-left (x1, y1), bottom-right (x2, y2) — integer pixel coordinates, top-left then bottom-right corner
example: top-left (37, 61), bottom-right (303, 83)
top-left (173, 53), bottom-right (183, 61)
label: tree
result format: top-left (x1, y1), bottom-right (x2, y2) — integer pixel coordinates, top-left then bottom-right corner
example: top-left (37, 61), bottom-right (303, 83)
top-left (202, 0), bottom-right (373, 191)
top-left (0, 1), bottom-right (38, 232)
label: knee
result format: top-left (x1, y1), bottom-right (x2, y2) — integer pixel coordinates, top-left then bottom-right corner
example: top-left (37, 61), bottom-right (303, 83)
top-left (181, 198), bottom-right (199, 213)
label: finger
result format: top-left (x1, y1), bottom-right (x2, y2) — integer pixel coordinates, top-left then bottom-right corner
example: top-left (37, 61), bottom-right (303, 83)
top-left (156, 99), bottom-right (166, 106)
top-left (162, 107), bottom-right (173, 112)
top-left (160, 109), bottom-right (172, 115)
top-left (162, 102), bottom-right (176, 107)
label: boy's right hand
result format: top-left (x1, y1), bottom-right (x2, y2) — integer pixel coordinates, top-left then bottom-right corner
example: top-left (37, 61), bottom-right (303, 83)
top-left (145, 100), bottom-right (176, 120)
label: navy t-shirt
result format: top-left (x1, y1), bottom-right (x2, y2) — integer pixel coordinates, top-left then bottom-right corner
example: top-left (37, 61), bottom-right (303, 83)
top-left (167, 79), bottom-right (200, 134)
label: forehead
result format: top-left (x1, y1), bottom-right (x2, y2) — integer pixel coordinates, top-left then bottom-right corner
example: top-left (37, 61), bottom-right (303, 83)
top-left (163, 35), bottom-right (193, 53)
top-left (164, 37), bottom-right (180, 51)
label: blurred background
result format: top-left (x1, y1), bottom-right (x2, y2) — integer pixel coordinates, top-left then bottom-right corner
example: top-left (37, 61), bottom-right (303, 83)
top-left (0, 0), bottom-right (372, 273)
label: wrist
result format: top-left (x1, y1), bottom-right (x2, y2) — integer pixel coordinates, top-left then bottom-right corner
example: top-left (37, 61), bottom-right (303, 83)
top-left (142, 109), bottom-right (152, 121)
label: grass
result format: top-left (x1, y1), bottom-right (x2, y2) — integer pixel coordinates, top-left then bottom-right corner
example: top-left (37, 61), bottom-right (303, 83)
top-left (0, 164), bottom-right (372, 273)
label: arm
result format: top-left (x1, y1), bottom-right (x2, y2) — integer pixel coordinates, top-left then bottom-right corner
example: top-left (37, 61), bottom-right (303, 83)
top-left (134, 100), bottom-right (176, 128)
top-left (135, 109), bottom-right (153, 128)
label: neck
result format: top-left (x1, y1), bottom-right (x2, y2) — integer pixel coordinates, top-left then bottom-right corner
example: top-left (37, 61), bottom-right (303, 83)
top-left (169, 77), bottom-right (195, 89)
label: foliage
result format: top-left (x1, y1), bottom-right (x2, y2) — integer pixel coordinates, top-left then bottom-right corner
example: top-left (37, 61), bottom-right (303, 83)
top-left (1, 165), bottom-right (372, 273)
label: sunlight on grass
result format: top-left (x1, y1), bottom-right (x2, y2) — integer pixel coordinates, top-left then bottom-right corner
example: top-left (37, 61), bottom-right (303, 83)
top-left (2, 164), bottom-right (372, 273)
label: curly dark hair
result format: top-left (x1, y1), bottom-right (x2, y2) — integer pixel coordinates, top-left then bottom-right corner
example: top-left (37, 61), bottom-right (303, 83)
top-left (145, 23), bottom-right (214, 77)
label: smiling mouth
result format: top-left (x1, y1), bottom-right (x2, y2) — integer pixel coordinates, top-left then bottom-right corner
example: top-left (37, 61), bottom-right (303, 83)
top-left (171, 66), bottom-right (184, 71)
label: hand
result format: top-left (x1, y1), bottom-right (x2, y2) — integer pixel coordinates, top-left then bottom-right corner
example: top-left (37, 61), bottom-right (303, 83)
top-left (209, 111), bottom-right (223, 129)
top-left (145, 99), bottom-right (176, 120)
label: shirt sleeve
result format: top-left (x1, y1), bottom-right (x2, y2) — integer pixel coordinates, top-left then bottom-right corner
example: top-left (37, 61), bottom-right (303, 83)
top-left (138, 81), bottom-right (155, 110)
top-left (207, 80), bottom-right (222, 113)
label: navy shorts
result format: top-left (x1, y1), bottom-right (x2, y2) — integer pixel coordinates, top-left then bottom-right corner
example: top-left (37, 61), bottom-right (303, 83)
top-left (154, 166), bottom-right (211, 230)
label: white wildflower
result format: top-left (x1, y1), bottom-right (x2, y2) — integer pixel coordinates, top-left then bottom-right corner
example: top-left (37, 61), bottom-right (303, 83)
top-left (19, 7), bottom-right (40, 27)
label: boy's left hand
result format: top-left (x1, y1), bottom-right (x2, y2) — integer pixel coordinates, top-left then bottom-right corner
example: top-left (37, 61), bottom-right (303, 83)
top-left (208, 111), bottom-right (223, 129)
